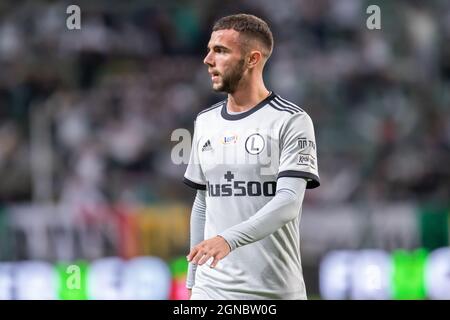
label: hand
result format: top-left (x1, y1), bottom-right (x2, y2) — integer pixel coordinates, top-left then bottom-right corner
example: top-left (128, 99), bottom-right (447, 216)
top-left (187, 236), bottom-right (231, 268)
top-left (188, 289), bottom-right (192, 300)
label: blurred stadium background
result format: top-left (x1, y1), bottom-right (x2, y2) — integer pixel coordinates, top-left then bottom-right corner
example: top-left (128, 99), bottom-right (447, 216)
top-left (0, 0), bottom-right (449, 299)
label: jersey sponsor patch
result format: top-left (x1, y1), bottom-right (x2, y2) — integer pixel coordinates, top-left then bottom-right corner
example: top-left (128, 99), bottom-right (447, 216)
top-left (297, 137), bottom-right (316, 150)
top-left (297, 153), bottom-right (316, 169)
top-left (206, 171), bottom-right (276, 197)
top-left (222, 134), bottom-right (238, 145)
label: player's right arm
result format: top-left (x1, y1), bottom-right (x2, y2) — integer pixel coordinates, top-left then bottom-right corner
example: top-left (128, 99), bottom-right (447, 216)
top-left (183, 118), bottom-right (207, 298)
top-left (186, 189), bottom-right (206, 297)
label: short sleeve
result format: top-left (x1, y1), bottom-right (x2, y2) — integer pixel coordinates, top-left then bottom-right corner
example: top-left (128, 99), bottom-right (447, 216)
top-left (278, 113), bottom-right (320, 189)
top-left (183, 120), bottom-right (207, 190)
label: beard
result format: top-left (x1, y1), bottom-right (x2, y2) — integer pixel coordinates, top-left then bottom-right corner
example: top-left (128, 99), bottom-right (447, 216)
top-left (213, 58), bottom-right (246, 93)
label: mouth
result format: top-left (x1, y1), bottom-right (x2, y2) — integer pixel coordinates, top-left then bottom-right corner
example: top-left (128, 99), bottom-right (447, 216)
top-left (209, 71), bottom-right (220, 81)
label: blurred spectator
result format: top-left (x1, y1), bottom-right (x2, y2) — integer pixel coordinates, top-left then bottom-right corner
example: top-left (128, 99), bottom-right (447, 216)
top-left (0, 0), bottom-right (448, 208)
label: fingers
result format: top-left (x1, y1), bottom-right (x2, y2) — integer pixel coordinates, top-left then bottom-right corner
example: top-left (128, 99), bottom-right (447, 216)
top-left (186, 247), bottom-right (198, 262)
top-left (210, 251), bottom-right (226, 268)
top-left (187, 238), bottom-right (229, 268)
top-left (187, 245), bottom-right (207, 265)
top-left (197, 251), bottom-right (213, 265)
top-left (187, 244), bottom-right (218, 266)
top-left (210, 257), bottom-right (219, 268)
top-left (192, 246), bottom-right (213, 265)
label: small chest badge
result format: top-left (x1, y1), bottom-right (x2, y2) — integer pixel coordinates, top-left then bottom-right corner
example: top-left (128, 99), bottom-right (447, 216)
top-left (245, 133), bottom-right (265, 155)
top-left (222, 134), bottom-right (238, 145)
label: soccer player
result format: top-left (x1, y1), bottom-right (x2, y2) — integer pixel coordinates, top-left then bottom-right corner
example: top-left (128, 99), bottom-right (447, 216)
top-left (184, 14), bottom-right (320, 300)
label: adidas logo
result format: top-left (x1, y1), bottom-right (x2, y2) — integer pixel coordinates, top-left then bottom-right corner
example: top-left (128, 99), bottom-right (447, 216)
top-left (202, 140), bottom-right (212, 152)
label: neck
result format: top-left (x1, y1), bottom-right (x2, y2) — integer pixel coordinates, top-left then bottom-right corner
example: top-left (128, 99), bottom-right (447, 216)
top-left (227, 75), bottom-right (270, 113)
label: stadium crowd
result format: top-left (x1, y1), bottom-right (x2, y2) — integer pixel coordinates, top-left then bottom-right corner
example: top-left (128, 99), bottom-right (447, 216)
top-left (0, 0), bottom-right (449, 208)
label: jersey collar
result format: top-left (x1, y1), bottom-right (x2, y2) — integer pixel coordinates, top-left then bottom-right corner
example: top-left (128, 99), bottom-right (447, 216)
top-left (221, 91), bottom-right (276, 121)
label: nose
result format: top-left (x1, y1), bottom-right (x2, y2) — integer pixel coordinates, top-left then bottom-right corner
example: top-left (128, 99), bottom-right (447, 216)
top-left (203, 51), bottom-right (214, 66)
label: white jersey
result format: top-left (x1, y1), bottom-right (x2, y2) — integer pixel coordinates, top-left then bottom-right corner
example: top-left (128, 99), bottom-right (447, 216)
top-left (184, 92), bottom-right (320, 299)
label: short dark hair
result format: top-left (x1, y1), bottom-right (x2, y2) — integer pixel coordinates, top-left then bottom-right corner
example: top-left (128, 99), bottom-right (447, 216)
top-left (212, 14), bottom-right (274, 59)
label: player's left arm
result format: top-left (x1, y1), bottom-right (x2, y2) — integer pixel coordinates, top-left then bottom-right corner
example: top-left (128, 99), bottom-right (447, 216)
top-left (187, 112), bottom-right (320, 268)
top-left (187, 177), bottom-right (306, 268)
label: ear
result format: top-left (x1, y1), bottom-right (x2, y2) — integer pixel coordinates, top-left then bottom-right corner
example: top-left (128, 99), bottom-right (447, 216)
top-left (247, 51), bottom-right (262, 69)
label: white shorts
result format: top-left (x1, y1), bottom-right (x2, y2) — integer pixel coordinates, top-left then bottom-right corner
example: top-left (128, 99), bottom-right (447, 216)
top-left (190, 286), bottom-right (214, 300)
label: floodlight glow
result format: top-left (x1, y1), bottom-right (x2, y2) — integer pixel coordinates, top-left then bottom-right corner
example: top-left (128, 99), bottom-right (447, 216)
top-left (15, 261), bottom-right (57, 300)
top-left (319, 250), bottom-right (354, 300)
top-left (87, 257), bottom-right (123, 300)
top-left (425, 247), bottom-right (450, 300)
top-left (121, 256), bottom-right (171, 300)
top-left (0, 263), bottom-right (13, 300)
top-left (350, 249), bottom-right (391, 300)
